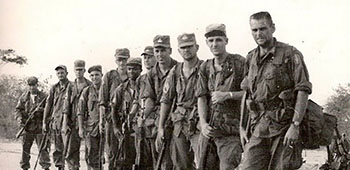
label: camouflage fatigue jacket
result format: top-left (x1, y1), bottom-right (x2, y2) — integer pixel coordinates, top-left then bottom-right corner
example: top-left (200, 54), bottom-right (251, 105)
top-left (15, 90), bottom-right (47, 133)
top-left (241, 39), bottom-right (312, 137)
top-left (43, 79), bottom-right (70, 130)
top-left (63, 77), bottom-right (91, 129)
top-left (160, 60), bottom-right (203, 137)
top-left (78, 84), bottom-right (101, 137)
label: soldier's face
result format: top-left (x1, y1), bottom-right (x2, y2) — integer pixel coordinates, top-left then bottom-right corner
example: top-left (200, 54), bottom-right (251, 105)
top-left (206, 36), bottom-right (228, 56)
top-left (90, 71), bottom-right (102, 85)
top-left (56, 69), bottom-right (68, 81)
top-left (127, 65), bottom-right (142, 80)
top-left (143, 54), bottom-right (156, 70)
top-left (250, 18), bottom-right (275, 48)
top-left (178, 44), bottom-right (198, 61)
top-left (28, 84), bottom-right (38, 94)
top-left (74, 68), bottom-right (85, 78)
top-left (154, 47), bottom-right (172, 65)
top-left (115, 57), bottom-right (128, 70)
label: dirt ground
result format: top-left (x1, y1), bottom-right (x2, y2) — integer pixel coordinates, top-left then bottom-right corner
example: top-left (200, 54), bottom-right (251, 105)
top-left (0, 139), bottom-right (327, 170)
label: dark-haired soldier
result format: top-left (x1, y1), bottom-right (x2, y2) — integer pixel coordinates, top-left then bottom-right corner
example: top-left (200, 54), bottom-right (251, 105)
top-left (15, 76), bottom-right (51, 170)
top-left (63, 60), bottom-right (91, 170)
top-left (43, 65), bottom-right (71, 170)
top-left (240, 11), bottom-right (312, 170)
top-left (111, 57), bottom-right (142, 169)
top-left (78, 65), bottom-right (104, 170)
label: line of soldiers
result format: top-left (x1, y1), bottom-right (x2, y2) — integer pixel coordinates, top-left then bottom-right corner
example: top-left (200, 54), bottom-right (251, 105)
top-left (15, 11), bottom-right (311, 170)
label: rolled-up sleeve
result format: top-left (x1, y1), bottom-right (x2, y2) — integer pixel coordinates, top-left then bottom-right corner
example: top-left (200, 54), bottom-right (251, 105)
top-left (160, 67), bottom-right (176, 104)
top-left (291, 50), bottom-right (312, 94)
top-left (196, 62), bottom-right (209, 97)
top-left (142, 71), bottom-right (156, 101)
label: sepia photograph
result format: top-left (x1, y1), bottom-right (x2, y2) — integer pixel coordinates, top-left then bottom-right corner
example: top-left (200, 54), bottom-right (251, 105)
top-left (1, 0), bottom-right (349, 169)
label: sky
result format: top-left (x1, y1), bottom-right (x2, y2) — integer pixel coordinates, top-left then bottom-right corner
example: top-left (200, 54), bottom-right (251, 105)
top-left (0, 0), bottom-right (349, 106)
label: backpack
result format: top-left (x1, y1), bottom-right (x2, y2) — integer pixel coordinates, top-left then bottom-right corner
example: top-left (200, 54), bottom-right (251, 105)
top-left (301, 100), bottom-right (337, 149)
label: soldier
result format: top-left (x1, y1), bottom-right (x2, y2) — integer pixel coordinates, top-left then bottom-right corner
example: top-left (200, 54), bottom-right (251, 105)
top-left (156, 33), bottom-right (202, 170)
top-left (111, 57), bottom-right (142, 169)
top-left (63, 60), bottom-right (91, 170)
top-left (43, 65), bottom-right (71, 170)
top-left (196, 24), bottom-right (245, 170)
top-left (78, 65), bottom-right (104, 170)
top-left (15, 76), bottom-right (51, 170)
top-left (240, 11), bottom-right (312, 170)
top-left (142, 35), bottom-right (177, 170)
top-left (99, 48), bottom-right (129, 170)
top-left (131, 46), bottom-right (156, 170)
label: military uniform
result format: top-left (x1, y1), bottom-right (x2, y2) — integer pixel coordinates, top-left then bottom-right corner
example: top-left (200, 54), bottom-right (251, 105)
top-left (44, 65), bottom-right (71, 169)
top-left (63, 71), bottom-right (91, 170)
top-left (15, 77), bottom-right (50, 170)
top-left (240, 39), bottom-right (312, 170)
top-left (142, 35), bottom-right (177, 170)
top-left (161, 59), bottom-right (203, 170)
top-left (111, 80), bottom-right (138, 170)
top-left (79, 83), bottom-right (104, 170)
top-left (196, 53), bottom-right (245, 170)
top-left (99, 48), bottom-right (129, 170)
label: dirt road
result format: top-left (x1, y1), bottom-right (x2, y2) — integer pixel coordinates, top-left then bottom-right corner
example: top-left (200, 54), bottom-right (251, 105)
top-left (0, 139), bottom-right (327, 170)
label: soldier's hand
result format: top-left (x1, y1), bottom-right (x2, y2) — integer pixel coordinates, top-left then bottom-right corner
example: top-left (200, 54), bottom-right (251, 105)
top-left (283, 124), bottom-right (300, 147)
top-left (78, 129), bottom-right (85, 139)
top-left (34, 107), bottom-right (44, 113)
top-left (201, 122), bottom-right (222, 138)
top-left (99, 122), bottom-right (104, 135)
top-left (17, 119), bottom-right (24, 127)
top-left (137, 116), bottom-right (145, 127)
top-left (156, 128), bottom-right (165, 152)
top-left (211, 91), bottom-right (230, 104)
top-left (42, 123), bottom-right (48, 134)
top-left (113, 126), bottom-right (122, 138)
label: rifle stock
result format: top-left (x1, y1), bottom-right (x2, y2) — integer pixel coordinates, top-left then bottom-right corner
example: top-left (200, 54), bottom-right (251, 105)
top-left (16, 97), bottom-right (47, 139)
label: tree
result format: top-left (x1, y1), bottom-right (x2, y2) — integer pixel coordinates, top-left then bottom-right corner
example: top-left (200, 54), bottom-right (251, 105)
top-left (325, 83), bottom-right (350, 136)
top-left (0, 49), bottom-right (27, 66)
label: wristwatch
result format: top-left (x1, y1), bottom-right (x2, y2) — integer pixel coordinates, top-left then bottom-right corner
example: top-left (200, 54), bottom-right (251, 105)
top-left (292, 121), bottom-right (301, 127)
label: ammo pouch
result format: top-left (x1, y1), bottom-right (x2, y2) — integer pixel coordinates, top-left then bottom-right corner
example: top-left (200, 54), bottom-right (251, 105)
top-left (301, 100), bottom-right (337, 149)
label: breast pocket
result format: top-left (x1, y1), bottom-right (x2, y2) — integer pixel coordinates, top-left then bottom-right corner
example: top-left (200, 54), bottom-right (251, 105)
top-left (88, 94), bottom-right (97, 112)
top-left (263, 64), bottom-right (283, 96)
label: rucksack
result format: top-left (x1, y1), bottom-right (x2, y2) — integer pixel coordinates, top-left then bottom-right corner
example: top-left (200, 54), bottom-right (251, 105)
top-left (301, 100), bottom-right (337, 149)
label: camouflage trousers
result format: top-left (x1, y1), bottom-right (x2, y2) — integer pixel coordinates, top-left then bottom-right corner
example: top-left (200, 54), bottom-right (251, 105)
top-left (85, 133), bottom-right (104, 170)
top-left (197, 134), bottom-right (242, 170)
top-left (170, 132), bottom-right (199, 170)
top-left (241, 135), bottom-right (303, 170)
top-left (52, 130), bottom-right (65, 168)
top-left (20, 132), bottom-right (51, 169)
top-left (63, 127), bottom-right (81, 170)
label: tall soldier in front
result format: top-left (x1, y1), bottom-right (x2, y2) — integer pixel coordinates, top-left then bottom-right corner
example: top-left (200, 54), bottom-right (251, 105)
top-left (43, 65), bottom-right (71, 170)
top-left (142, 35), bottom-right (177, 170)
top-left (111, 57), bottom-right (142, 169)
top-left (63, 60), bottom-right (91, 170)
top-left (155, 33), bottom-right (202, 170)
top-left (240, 11), bottom-right (312, 170)
top-left (99, 48), bottom-right (129, 170)
top-left (15, 76), bottom-right (51, 170)
top-left (196, 24), bottom-right (245, 170)
top-left (78, 65), bottom-right (104, 170)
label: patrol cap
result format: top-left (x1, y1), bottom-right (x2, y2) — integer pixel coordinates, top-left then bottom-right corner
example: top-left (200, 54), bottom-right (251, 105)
top-left (88, 65), bottom-right (102, 73)
top-left (141, 46), bottom-right (154, 56)
top-left (55, 65), bottom-right (67, 72)
top-left (27, 76), bottom-right (38, 86)
top-left (177, 33), bottom-right (197, 48)
top-left (114, 48), bottom-right (130, 59)
top-left (126, 57), bottom-right (142, 67)
top-left (153, 35), bottom-right (170, 48)
top-left (205, 23), bottom-right (226, 38)
top-left (74, 60), bottom-right (85, 69)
